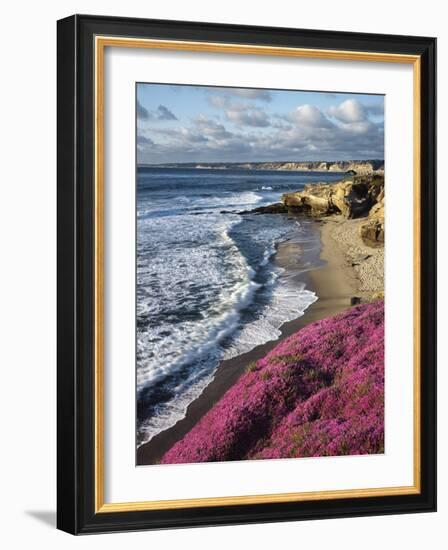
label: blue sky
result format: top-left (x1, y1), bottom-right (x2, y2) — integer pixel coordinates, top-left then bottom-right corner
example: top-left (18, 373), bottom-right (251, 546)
top-left (136, 83), bottom-right (384, 164)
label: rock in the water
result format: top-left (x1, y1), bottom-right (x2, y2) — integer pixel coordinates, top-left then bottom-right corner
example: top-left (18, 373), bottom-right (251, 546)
top-left (239, 203), bottom-right (288, 214)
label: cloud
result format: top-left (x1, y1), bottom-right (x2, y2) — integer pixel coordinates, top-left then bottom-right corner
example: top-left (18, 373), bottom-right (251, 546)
top-left (137, 134), bottom-right (154, 145)
top-left (366, 100), bottom-right (385, 117)
top-left (137, 101), bottom-right (384, 164)
top-left (136, 134), bottom-right (154, 151)
top-left (137, 100), bottom-right (178, 121)
top-left (179, 127), bottom-right (208, 143)
top-left (193, 115), bottom-right (233, 139)
top-left (270, 115), bottom-right (293, 130)
top-left (327, 99), bottom-right (367, 123)
top-left (208, 95), bottom-right (228, 108)
top-left (291, 105), bottom-right (334, 128)
top-left (326, 99), bottom-right (384, 144)
top-left (207, 88), bottom-right (272, 107)
top-left (327, 98), bottom-right (384, 123)
top-left (208, 94), bottom-right (272, 128)
top-left (338, 121), bottom-right (375, 134)
top-left (220, 88), bottom-right (272, 102)
top-left (137, 100), bottom-right (150, 120)
top-left (156, 105), bottom-right (177, 120)
top-left (225, 104), bottom-right (271, 127)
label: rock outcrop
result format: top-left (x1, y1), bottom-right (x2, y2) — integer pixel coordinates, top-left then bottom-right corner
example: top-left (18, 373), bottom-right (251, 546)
top-left (282, 175), bottom-right (384, 220)
top-left (359, 188), bottom-right (384, 247)
top-left (238, 203), bottom-right (288, 215)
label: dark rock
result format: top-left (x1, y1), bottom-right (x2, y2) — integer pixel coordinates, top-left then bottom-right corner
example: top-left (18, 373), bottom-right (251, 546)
top-left (351, 254), bottom-right (372, 266)
top-left (360, 221), bottom-right (384, 247)
top-left (359, 195), bottom-right (384, 247)
top-left (239, 203), bottom-right (288, 215)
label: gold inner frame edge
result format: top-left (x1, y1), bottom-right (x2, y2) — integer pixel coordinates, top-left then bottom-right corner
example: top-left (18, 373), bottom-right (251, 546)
top-left (94, 35), bottom-right (422, 513)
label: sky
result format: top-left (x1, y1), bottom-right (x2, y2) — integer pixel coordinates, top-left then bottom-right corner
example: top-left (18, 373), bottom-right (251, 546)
top-left (136, 83), bottom-right (384, 165)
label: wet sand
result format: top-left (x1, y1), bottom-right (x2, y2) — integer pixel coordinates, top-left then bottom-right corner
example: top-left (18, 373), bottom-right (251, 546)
top-left (137, 215), bottom-right (378, 466)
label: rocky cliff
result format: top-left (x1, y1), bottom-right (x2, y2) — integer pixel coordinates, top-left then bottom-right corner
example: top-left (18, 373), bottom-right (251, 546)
top-left (280, 174), bottom-right (385, 247)
top-left (234, 160), bottom-right (384, 175)
top-left (359, 189), bottom-right (385, 247)
top-left (152, 160), bottom-right (384, 175)
top-left (282, 174), bottom-right (383, 217)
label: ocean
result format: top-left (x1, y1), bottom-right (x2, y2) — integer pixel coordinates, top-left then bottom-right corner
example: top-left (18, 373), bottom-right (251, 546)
top-left (136, 167), bottom-right (343, 447)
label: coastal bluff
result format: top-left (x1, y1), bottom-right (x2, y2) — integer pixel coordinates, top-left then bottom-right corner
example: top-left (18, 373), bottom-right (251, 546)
top-left (232, 160), bottom-right (384, 175)
top-left (153, 159), bottom-right (384, 175)
top-left (161, 300), bottom-right (384, 464)
top-left (282, 174), bottom-right (383, 218)
top-left (283, 175), bottom-right (384, 247)
top-left (250, 174), bottom-right (385, 247)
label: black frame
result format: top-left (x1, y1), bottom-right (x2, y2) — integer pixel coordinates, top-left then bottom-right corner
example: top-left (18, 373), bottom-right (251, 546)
top-left (57, 14), bottom-right (437, 534)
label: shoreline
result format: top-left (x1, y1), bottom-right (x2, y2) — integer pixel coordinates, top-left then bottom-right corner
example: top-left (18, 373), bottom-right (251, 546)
top-left (137, 215), bottom-right (372, 466)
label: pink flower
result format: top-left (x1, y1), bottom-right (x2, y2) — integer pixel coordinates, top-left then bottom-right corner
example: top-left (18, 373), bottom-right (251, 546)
top-left (161, 300), bottom-right (384, 464)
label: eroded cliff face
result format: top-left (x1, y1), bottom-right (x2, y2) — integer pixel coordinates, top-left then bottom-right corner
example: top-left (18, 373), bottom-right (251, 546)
top-left (359, 190), bottom-right (384, 247)
top-left (282, 175), bottom-right (382, 216)
top-left (279, 175), bottom-right (384, 248)
top-left (174, 159), bottom-right (384, 174)
top-left (245, 160), bottom-right (384, 175)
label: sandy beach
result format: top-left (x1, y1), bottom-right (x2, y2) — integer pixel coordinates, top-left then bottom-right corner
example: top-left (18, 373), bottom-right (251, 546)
top-left (137, 214), bottom-right (383, 465)
top-left (321, 216), bottom-right (384, 298)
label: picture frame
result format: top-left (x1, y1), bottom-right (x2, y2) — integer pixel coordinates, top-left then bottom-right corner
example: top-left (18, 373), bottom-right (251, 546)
top-left (57, 14), bottom-right (436, 534)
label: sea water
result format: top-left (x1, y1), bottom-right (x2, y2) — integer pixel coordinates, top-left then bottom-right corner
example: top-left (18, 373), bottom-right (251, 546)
top-left (136, 167), bottom-right (342, 446)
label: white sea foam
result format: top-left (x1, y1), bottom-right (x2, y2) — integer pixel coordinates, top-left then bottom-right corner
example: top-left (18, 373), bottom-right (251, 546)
top-left (223, 274), bottom-right (317, 359)
top-left (136, 266), bottom-right (317, 447)
top-left (137, 370), bottom-right (217, 446)
top-left (136, 168), bottom-right (326, 447)
top-left (136, 216), bottom-right (266, 445)
top-left (193, 190), bottom-right (263, 209)
top-left (137, 215), bottom-right (252, 390)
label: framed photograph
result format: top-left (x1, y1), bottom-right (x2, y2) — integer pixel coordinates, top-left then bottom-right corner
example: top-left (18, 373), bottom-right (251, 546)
top-left (57, 14), bottom-right (436, 534)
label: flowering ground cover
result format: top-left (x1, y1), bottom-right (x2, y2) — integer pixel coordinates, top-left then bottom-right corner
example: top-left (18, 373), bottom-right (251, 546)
top-left (161, 300), bottom-right (384, 464)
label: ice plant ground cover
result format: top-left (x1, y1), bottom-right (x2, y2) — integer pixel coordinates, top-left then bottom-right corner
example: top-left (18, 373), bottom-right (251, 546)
top-left (161, 300), bottom-right (384, 464)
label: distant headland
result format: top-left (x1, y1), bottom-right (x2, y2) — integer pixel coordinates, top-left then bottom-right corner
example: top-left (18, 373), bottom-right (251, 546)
top-left (140, 159), bottom-right (384, 176)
